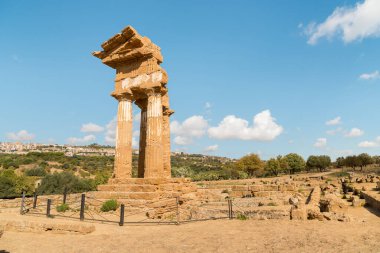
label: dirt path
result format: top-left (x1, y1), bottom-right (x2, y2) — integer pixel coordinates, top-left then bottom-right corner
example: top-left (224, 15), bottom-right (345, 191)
top-left (1, 206), bottom-right (379, 253)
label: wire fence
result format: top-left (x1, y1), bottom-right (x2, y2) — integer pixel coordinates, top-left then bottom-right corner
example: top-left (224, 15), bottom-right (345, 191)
top-left (11, 191), bottom-right (242, 226)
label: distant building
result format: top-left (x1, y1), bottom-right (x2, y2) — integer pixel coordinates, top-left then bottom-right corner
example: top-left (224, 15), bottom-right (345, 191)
top-left (0, 142), bottom-right (116, 157)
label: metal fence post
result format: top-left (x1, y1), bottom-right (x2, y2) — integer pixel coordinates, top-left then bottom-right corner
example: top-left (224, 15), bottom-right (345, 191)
top-left (119, 204), bottom-right (125, 226)
top-left (63, 187), bottom-right (67, 204)
top-left (33, 192), bottom-right (38, 209)
top-left (20, 191), bottom-right (25, 215)
top-left (80, 193), bottom-right (85, 221)
top-left (46, 199), bottom-right (52, 218)
top-left (228, 199), bottom-right (233, 219)
top-left (176, 197), bottom-right (180, 225)
top-left (227, 199), bottom-right (231, 219)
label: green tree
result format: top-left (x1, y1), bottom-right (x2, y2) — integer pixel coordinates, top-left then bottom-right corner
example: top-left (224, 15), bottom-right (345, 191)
top-left (372, 156), bottom-right (380, 166)
top-left (234, 154), bottom-right (264, 177)
top-left (264, 155), bottom-right (288, 176)
top-left (37, 172), bottom-right (96, 195)
top-left (344, 155), bottom-right (360, 170)
top-left (306, 155), bottom-right (331, 172)
top-left (284, 153), bottom-right (305, 174)
top-left (335, 157), bottom-right (345, 168)
top-left (25, 167), bottom-right (47, 177)
top-left (357, 153), bottom-right (373, 171)
top-left (0, 170), bottom-right (33, 198)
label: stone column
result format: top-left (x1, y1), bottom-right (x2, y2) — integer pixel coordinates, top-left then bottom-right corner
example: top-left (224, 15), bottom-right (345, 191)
top-left (144, 91), bottom-right (164, 178)
top-left (136, 99), bottom-right (147, 178)
top-left (114, 95), bottom-right (133, 179)
top-left (162, 108), bottom-right (174, 178)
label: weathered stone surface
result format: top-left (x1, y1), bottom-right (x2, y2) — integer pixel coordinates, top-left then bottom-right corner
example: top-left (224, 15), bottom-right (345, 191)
top-left (352, 197), bottom-right (365, 207)
top-left (93, 25), bottom-right (173, 181)
top-left (290, 206), bottom-right (307, 220)
top-left (320, 194), bottom-right (348, 213)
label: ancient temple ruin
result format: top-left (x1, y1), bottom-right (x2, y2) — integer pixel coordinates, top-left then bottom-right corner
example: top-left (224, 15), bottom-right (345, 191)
top-left (93, 26), bottom-right (173, 179)
top-left (92, 26), bottom-right (198, 218)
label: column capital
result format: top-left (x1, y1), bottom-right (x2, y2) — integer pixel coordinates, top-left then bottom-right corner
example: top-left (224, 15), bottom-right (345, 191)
top-left (112, 92), bottom-right (133, 102)
top-left (146, 88), bottom-right (162, 97)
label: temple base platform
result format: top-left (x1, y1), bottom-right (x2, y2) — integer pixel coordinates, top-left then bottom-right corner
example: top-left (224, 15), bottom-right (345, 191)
top-left (94, 177), bottom-right (199, 219)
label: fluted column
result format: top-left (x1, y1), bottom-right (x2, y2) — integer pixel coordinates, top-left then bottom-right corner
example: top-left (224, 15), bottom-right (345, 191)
top-left (136, 99), bottom-right (147, 178)
top-left (144, 92), bottom-right (163, 178)
top-left (162, 108), bottom-right (174, 178)
top-left (114, 95), bottom-right (133, 179)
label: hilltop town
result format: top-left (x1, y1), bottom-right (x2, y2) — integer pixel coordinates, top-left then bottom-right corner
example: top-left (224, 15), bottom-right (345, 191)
top-left (0, 142), bottom-right (116, 157)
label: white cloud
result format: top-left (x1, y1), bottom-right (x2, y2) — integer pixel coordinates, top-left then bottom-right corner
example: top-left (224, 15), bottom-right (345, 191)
top-left (359, 70), bottom-right (380, 80)
top-left (358, 141), bottom-right (378, 148)
top-left (208, 110), bottom-right (283, 141)
top-left (204, 144), bottom-right (218, 152)
top-left (81, 123), bottom-right (104, 133)
top-left (132, 137), bottom-right (138, 148)
top-left (305, 0), bottom-right (380, 44)
top-left (105, 117), bottom-right (117, 145)
top-left (345, 127), bottom-right (364, 137)
top-left (171, 115), bottom-right (208, 145)
top-left (6, 130), bottom-right (35, 142)
top-left (67, 135), bottom-right (96, 145)
top-left (174, 136), bottom-right (192, 146)
top-left (326, 127), bottom-right (343, 135)
top-left (358, 136), bottom-right (380, 148)
top-left (314, 138), bottom-right (327, 148)
top-left (325, 116), bottom-right (342, 126)
top-left (171, 116), bottom-right (208, 138)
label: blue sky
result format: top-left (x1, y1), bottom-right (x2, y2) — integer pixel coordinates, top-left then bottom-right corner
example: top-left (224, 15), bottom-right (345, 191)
top-left (1, 0), bottom-right (380, 160)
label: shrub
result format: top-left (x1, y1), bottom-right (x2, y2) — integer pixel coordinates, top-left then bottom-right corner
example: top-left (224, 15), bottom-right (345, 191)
top-left (25, 167), bottom-right (47, 177)
top-left (37, 172), bottom-right (96, 195)
top-left (56, 203), bottom-right (69, 212)
top-left (236, 213), bottom-right (248, 220)
top-left (267, 202), bottom-right (277, 206)
top-left (0, 169), bottom-right (34, 198)
top-left (101, 199), bottom-right (118, 212)
top-left (328, 171), bottom-right (350, 178)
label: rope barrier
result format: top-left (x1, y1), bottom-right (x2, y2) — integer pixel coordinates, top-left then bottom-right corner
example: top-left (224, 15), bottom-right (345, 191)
top-left (11, 192), bottom-right (250, 226)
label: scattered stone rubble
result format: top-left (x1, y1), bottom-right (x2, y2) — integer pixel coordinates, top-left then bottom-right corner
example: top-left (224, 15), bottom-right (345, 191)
top-left (2, 172), bottom-right (379, 224)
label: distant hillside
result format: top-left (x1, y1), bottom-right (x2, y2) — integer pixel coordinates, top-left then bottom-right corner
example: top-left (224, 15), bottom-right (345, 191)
top-left (0, 151), bottom-right (238, 181)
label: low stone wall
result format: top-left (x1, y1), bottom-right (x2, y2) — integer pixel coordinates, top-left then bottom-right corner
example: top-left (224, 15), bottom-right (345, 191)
top-left (0, 219), bottom-right (95, 234)
top-left (361, 191), bottom-right (380, 211)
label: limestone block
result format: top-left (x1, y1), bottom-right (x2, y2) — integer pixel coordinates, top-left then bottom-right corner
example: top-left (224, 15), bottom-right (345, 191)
top-left (232, 185), bottom-right (249, 191)
top-left (253, 191), bottom-right (271, 197)
top-left (250, 185), bottom-right (264, 192)
top-left (307, 206), bottom-right (324, 221)
top-left (279, 185), bottom-right (295, 192)
top-left (352, 198), bottom-right (365, 207)
top-left (263, 185), bottom-right (279, 191)
top-left (320, 194), bottom-right (348, 213)
top-left (290, 206), bottom-right (307, 220)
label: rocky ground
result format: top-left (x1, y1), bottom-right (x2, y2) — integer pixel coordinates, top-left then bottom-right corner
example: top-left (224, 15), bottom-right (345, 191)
top-left (1, 205), bottom-right (380, 253)
top-left (1, 171), bottom-right (380, 253)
